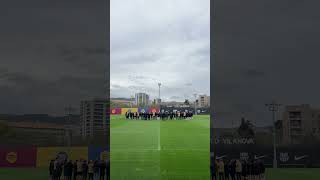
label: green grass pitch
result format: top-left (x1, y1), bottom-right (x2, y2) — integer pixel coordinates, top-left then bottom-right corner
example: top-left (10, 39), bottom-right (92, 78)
top-left (0, 168), bottom-right (47, 180)
top-left (265, 168), bottom-right (320, 180)
top-left (110, 115), bottom-right (210, 180)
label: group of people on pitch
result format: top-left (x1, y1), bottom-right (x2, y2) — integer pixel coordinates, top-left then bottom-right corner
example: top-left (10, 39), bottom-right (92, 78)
top-left (125, 111), bottom-right (194, 120)
top-left (211, 158), bottom-right (266, 180)
top-left (49, 158), bottom-right (110, 180)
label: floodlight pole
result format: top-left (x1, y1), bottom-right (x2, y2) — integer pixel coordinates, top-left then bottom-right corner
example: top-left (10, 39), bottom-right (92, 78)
top-left (158, 83), bottom-right (162, 106)
top-left (194, 94), bottom-right (197, 115)
top-left (265, 101), bottom-right (281, 168)
top-left (158, 83), bottom-right (161, 100)
top-left (65, 105), bottom-right (74, 150)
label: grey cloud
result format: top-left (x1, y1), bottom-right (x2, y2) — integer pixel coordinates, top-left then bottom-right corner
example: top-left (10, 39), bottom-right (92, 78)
top-left (111, 84), bottom-right (121, 89)
top-left (59, 47), bottom-right (107, 57)
top-left (170, 96), bottom-right (181, 100)
top-left (243, 69), bottom-right (266, 78)
top-left (213, 0), bottom-right (320, 127)
top-left (0, 0), bottom-right (107, 115)
top-left (111, 0), bottom-right (210, 101)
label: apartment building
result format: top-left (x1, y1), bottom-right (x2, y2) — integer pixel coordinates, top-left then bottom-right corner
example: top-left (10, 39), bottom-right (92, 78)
top-left (282, 104), bottom-right (320, 144)
top-left (80, 99), bottom-right (108, 138)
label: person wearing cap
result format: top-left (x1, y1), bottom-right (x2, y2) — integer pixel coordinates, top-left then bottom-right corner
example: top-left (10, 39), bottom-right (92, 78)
top-left (218, 159), bottom-right (225, 180)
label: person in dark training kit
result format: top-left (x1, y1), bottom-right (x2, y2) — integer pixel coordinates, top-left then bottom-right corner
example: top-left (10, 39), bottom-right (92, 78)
top-left (49, 160), bottom-right (54, 180)
top-left (210, 162), bottom-right (216, 180)
top-left (125, 111), bottom-right (129, 119)
top-left (88, 160), bottom-right (94, 180)
top-left (229, 160), bottom-right (236, 180)
top-left (99, 160), bottom-right (106, 180)
top-left (106, 158), bottom-right (110, 180)
top-left (57, 162), bottom-right (62, 180)
top-left (64, 160), bottom-right (73, 180)
top-left (82, 160), bottom-right (88, 180)
top-left (53, 158), bottom-right (60, 180)
top-left (93, 160), bottom-right (100, 180)
top-left (260, 160), bottom-right (266, 180)
top-left (73, 160), bottom-right (78, 180)
top-left (224, 159), bottom-right (230, 180)
top-left (76, 160), bottom-right (83, 180)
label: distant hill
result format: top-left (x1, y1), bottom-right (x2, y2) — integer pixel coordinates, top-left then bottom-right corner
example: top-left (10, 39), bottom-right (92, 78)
top-left (0, 114), bottom-right (80, 125)
top-left (111, 97), bottom-right (134, 101)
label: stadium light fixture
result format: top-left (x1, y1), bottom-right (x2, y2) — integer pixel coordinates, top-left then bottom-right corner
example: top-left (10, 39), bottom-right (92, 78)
top-left (265, 100), bottom-right (282, 168)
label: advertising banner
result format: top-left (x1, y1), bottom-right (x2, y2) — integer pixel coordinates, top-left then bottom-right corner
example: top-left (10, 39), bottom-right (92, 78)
top-left (0, 146), bottom-right (37, 167)
top-left (88, 146), bottom-right (109, 161)
top-left (148, 108), bottom-right (160, 113)
top-left (111, 108), bottom-right (121, 115)
top-left (36, 147), bottom-right (88, 167)
top-left (138, 107), bottom-right (149, 113)
top-left (212, 143), bottom-right (320, 168)
top-left (121, 108), bottom-right (138, 115)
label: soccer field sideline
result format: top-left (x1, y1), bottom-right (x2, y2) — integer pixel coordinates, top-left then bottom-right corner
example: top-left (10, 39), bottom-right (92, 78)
top-left (3, 115), bottom-right (320, 179)
top-left (2, 167), bottom-right (320, 180)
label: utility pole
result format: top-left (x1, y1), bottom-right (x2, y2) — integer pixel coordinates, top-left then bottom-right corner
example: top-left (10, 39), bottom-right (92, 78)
top-left (265, 100), bottom-right (281, 168)
top-left (158, 83), bottom-right (161, 109)
top-left (65, 105), bottom-right (75, 150)
top-left (158, 83), bottom-right (161, 101)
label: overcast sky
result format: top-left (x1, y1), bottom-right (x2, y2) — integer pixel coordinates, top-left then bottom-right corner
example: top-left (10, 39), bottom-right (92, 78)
top-left (213, 0), bottom-right (320, 127)
top-left (110, 0), bottom-right (210, 102)
top-left (0, 0), bottom-right (107, 115)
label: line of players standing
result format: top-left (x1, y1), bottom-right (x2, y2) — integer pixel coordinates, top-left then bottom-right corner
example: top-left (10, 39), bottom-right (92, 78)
top-left (211, 158), bottom-right (266, 180)
top-left (49, 159), bottom-right (110, 180)
top-left (125, 111), bottom-right (194, 120)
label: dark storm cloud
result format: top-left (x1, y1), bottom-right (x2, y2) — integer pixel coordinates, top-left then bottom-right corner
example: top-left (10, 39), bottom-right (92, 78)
top-left (213, 0), bottom-right (320, 127)
top-left (59, 47), bottom-right (108, 57)
top-left (243, 69), bottom-right (266, 79)
top-left (0, 0), bottom-right (107, 115)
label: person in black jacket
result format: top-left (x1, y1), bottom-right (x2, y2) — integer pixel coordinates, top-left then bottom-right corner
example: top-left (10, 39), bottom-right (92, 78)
top-left (64, 160), bottom-right (73, 180)
top-left (259, 160), bottom-right (265, 180)
top-left (52, 159), bottom-right (59, 180)
top-left (229, 160), bottom-right (236, 180)
top-left (106, 159), bottom-right (110, 180)
top-left (57, 161), bottom-right (63, 180)
top-left (224, 159), bottom-right (230, 180)
top-left (93, 160), bottom-right (99, 180)
top-left (241, 160), bottom-right (247, 180)
top-left (73, 160), bottom-right (78, 180)
top-left (210, 164), bottom-right (215, 180)
top-left (99, 160), bottom-right (106, 180)
top-left (82, 160), bottom-right (88, 180)
top-left (49, 160), bottom-right (54, 180)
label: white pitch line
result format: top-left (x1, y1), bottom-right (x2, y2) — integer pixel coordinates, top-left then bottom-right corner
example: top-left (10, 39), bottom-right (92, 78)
top-left (158, 120), bottom-right (161, 151)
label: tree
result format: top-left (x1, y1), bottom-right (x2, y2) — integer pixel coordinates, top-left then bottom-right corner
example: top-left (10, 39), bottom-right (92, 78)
top-left (237, 117), bottom-right (255, 137)
top-left (275, 120), bottom-right (283, 144)
top-left (184, 99), bottom-right (190, 105)
top-left (0, 122), bottom-right (10, 136)
top-left (275, 120), bottom-right (282, 130)
top-left (110, 101), bottom-right (130, 108)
